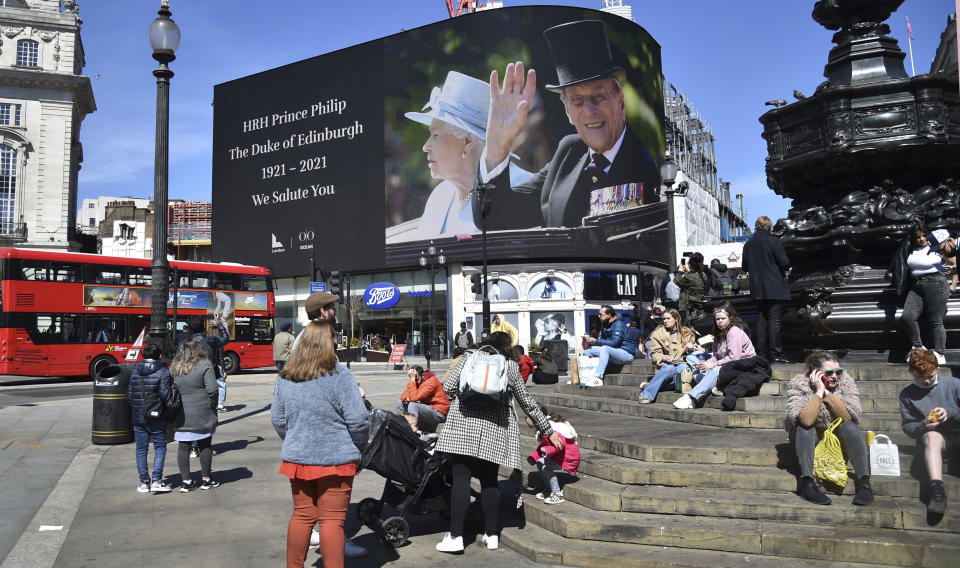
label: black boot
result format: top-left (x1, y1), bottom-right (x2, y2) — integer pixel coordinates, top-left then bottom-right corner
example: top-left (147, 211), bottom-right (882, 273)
top-left (929, 480), bottom-right (947, 515)
top-left (852, 475), bottom-right (874, 506)
top-left (799, 476), bottom-right (831, 505)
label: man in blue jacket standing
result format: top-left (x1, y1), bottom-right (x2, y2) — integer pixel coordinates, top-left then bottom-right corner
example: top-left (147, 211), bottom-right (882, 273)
top-left (581, 305), bottom-right (637, 387)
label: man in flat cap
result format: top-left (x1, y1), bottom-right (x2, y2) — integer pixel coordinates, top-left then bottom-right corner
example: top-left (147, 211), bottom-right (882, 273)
top-left (475, 19), bottom-right (659, 230)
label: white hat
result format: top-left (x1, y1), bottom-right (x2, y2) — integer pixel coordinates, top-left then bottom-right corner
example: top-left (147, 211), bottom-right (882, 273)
top-left (931, 228), bottom-right (951, 243)
top-left (405, 71), bottom-right (489, 141)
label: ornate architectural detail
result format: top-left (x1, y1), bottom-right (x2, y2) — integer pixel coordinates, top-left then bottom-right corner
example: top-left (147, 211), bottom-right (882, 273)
top-left (855, 104), bottom-right (914, 134)
top-left (797, 286), bottom-right (834, 321)
top-left (1, 27), bottom-right (24, 39)
top-left (63, 0), bottom-right (79, 12)
top-left (35, 30), bottom-right (57, 43)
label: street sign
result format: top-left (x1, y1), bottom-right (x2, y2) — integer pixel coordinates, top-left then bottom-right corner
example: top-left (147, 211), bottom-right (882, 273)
top-left (310, 281), bottom-right (326, 294)
top-left (389, 344), bottom-right (406, 363)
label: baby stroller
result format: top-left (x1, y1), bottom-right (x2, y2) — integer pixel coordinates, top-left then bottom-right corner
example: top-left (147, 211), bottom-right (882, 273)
top-left (357, 408), bottom-right (462, 547)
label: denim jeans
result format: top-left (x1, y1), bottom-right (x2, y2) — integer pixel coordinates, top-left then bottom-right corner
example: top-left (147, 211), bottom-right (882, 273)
top-left (640, 362), bottom-right (689, 402)
top-left (790, 421), bottom-right (870, 479)
top-left (536, 456), bottom-right (564, 495)
top-left (902, 275), bottom-right (949, 351)
top-left (134, 420), bottom-right (168, 483)
top-left (688, 365), bottom-right (722, 401)
top-left (217, 376), bottom-right (227, 405)
top-left (394, 400), bottom-right (446, 432)
top-left (583, 345), bottom-right (634, 378)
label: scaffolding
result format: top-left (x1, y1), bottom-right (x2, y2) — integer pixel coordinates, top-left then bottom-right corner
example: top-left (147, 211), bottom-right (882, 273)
top-left (168, 200), bottom-right (211, 245)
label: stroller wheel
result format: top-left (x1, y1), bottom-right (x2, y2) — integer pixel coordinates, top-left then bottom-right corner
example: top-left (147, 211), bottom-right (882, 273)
top-left (357, 497), bottom-right (381, 525)
top-left (381, 516), bottom-right (409, 548)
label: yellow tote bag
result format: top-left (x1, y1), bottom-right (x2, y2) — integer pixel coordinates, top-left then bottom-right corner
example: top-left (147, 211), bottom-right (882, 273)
top-left (813, 417), bottom-right (848, 486)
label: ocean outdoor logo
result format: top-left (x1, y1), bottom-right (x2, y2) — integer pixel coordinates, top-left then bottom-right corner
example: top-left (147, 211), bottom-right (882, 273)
top-left (364, 282), bottom-right (400, 309)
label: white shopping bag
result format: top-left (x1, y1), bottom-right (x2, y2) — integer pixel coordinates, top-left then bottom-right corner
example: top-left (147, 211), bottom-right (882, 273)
top-left (577, 355), bottom-right (600, 381)
top-left (869, 434), bottom-right (901, 476)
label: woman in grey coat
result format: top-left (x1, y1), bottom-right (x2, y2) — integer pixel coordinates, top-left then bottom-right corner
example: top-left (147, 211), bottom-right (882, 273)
top-left (434, 331), bottom-right (560, 553)
top-left (171, 338), bottom-right (219, 491)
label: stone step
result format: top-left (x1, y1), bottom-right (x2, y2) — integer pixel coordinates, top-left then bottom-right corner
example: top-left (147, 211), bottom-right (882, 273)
top-left (603, 374), bottom-right (913, 396)
top-left (556, 383), bottom-right (902, 413)
top-left (619, 484), bottom-right (960, 531)
top-left (518, 437), bottom-right (960, 500)
top-left (535, 391), bottom-right (903, 431)
top-left (500, 503), bottom-right (944, 568)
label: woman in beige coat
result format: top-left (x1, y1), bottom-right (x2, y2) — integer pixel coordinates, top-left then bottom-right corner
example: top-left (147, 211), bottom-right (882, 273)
top-left (638, 309), bottom-right (697, 404)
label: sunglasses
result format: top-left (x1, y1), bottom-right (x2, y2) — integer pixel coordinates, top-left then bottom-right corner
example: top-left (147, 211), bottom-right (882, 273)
top-left (821, 368), bottom-right (844, 377)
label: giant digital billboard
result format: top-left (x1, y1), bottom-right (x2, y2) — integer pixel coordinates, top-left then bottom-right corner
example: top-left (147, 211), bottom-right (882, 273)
top-left (213, 6), bottom-right (667, 277)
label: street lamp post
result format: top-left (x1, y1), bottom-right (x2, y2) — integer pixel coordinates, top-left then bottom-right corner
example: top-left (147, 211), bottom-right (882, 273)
top-left (147, 1), bottom-right (180, 353)
top-left (658, 151), bottom-right (688, 270)
top-left (419, 242), bottom-right (446, 371)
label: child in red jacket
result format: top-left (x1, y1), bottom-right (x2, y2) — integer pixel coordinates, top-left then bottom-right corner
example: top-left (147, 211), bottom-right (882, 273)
top-left (513, 345), bottom-right (535, 383)
top-left (526, 405), bottom-right (579, 504)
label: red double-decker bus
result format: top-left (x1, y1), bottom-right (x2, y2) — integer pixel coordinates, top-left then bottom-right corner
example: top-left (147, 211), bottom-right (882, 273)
top-left (0, 248), bottom-right (276, 378)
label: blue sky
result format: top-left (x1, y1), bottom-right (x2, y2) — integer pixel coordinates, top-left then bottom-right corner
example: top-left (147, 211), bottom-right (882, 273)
top-left (76, 0), bottom-right (954, 226)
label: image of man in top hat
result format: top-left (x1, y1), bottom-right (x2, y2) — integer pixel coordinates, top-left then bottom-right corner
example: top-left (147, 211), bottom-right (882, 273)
top-left (475, 19), bottom-right (660, 230)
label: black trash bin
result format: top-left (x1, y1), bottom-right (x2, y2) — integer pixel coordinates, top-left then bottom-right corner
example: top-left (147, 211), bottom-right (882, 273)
top-left (92, 363), bottom-right (134, 444)
top-left (542, 339), bottom-right (569, 374)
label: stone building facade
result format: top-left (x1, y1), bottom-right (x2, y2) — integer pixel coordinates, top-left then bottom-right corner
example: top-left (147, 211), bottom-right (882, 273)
top-left (0, 0), bottom-right (95, 249)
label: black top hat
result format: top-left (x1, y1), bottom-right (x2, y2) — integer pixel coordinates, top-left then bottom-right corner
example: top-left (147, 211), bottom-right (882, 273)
top-left (543, 20), bottom-right (624, 92)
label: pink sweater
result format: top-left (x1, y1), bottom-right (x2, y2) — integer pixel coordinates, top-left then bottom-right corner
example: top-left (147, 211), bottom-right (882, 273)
top-left (706, 325), bottom-right (755, 367)
top-left (528, 421), bottom-right (580, 476)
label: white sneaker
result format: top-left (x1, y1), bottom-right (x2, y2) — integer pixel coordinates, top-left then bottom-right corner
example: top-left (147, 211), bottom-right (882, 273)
top-left (544, 493), bottom-right (565, 504)
top-left (934, 351), bottom-right (947, 365)
top-left (535, 492), bottom-right (547, 500)
top-left (711, 387), bottom-right (723, 397)
top-left (150, 480), bottom-right (172, 493)
top-left (309, 528), bottom-right (320, 549)
top-left (136, 482), bottom-right (150, 493)
top-left (673, 394), bottom-right (694, 409)
top-left (436, 532), bottom-right (464, 553)
top-left (581, 377), bottom-right (604, 387)
top-left (217, 404), bottom-right (226, 411)
top-left (482, 534), bottom-right (499, 550)
top-left (639, 381), bottom-right (649, 390)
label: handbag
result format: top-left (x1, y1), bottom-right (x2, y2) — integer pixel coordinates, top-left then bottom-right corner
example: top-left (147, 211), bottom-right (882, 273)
top-left (869, 434), bottom-right (901, 477)
top-left (813, 417), bottom-right (848, 486)
top-left (163, 381), bottom-right (182, 421)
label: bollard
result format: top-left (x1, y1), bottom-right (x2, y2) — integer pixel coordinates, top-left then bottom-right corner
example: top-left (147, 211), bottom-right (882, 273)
top-left (91, 363), bottom-right (134, 444)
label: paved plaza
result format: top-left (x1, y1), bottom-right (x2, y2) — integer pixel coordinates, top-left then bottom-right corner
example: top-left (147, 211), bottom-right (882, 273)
top-left (0, 365), bottom-right (556, 568)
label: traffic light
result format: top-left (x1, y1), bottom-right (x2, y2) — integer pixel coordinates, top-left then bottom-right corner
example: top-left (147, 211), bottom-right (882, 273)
top-left (470, 273), bottom-right (482, 295)
top-left (329, 269), bottom-right (342, 297)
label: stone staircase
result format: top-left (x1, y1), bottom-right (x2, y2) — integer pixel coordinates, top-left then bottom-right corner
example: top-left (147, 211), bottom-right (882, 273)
top-left (497, 360), bottom-right (960, 568)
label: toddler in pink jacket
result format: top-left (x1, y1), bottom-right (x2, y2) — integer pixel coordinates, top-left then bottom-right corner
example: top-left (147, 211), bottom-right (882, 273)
top-left (526, 405), bottom-right (580, 504)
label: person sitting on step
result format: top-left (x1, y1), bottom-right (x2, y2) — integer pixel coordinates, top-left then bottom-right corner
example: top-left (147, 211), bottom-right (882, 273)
top-left (785, 350), bottom-right (873, 506)
top-left (580, 305), bottom-right (639, 387)
top-left (900, 348), bottom-right (960, 516)
top-left (638, 309), bottom-right (697, 404)
top-left (674, 302), bottom-right (755, 409)
top-left (526, 404), bottom-right (580, 505)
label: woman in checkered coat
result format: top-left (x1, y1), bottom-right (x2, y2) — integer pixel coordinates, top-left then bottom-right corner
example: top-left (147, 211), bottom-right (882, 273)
top-left (434, 332), bottom-right (561, 553)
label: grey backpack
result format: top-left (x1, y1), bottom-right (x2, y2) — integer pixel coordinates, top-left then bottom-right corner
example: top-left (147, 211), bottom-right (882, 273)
top-left (458, 346), bottom-right (510, 408)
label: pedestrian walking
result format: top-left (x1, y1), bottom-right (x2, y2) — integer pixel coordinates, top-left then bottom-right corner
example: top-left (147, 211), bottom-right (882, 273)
top-left (274, 322), bottom-right (296, 371)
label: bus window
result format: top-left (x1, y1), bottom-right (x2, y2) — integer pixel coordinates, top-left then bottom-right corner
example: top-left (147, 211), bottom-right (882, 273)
top-left (92, 267), bottom-right (126, 285)
top-left (22, 260), bottom-right (48, 280)
top-left (128, 267), bottom-right (152, 286)
top-left (126, 315), bottom-right (150, 342)
top-left (214, 273), bottom-right (242, 291)
top-left (243, 274), bottom-right (269, 292)
top-left (33, 314), bottom-right (82, 344)
top-left (190, 272), bottom-right (212, 288)
top-left (84, 316), bottom-right (126, 343)
top-left (50, 263), bottom-right (82, 283)
top-left (234, 316), bottom-right (274, 345)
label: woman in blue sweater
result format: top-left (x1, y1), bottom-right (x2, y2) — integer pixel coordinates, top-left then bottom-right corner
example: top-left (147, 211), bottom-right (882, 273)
top-left (271, 320), bottom-right (369, 568)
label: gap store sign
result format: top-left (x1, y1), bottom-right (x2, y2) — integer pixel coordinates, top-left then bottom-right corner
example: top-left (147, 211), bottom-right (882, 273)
top-left (364, 282), bottom-right (400, 309)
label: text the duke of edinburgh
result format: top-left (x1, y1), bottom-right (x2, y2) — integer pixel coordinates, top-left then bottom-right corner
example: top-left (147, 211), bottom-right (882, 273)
top-left (228, 97), bottom-right (364, 207)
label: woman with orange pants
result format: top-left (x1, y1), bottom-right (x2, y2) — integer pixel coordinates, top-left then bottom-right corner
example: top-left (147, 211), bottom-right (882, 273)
top-left (271, 320), bottom-right (369, 567)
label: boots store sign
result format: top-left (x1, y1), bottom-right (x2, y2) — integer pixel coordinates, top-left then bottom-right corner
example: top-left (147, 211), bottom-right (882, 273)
top-left (364, 282), bottom-right (400, 309)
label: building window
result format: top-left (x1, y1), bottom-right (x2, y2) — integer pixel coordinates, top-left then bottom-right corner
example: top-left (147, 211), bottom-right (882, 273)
top-left (89, 217), bottom-right (95, 226)
top-left (16, 40), bottom-right (39, 67)
top-left (0, 103), bottom-right (21, 126)
top-left (88, 202), bottom-right (95, 208)
top-left (0, 145), bottom-right (17, 235)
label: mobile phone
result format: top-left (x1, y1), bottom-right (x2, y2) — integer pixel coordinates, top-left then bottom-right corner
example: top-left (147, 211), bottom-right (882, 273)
top-left (680, 258), bottom-right (686, 266)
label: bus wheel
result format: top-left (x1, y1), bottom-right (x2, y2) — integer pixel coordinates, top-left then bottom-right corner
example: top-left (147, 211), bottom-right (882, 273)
top-left (89, 355), bottom-right (116, 380)
top-left (222, 352), bottom-right (240, 375)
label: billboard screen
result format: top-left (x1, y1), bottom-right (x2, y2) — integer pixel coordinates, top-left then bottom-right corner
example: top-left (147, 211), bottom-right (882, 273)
top-left (213, 6), bottom-right (666, 277)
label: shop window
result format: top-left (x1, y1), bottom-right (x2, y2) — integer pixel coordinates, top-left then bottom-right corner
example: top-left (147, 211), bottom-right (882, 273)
top-left (528, 277), bottom-right (572, 300)
top-left (474, 279), bottom-right (518, 301)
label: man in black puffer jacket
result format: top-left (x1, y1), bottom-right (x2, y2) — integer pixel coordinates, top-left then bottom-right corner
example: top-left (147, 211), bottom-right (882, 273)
top-left (126, 343), bottom-right (173, 493)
